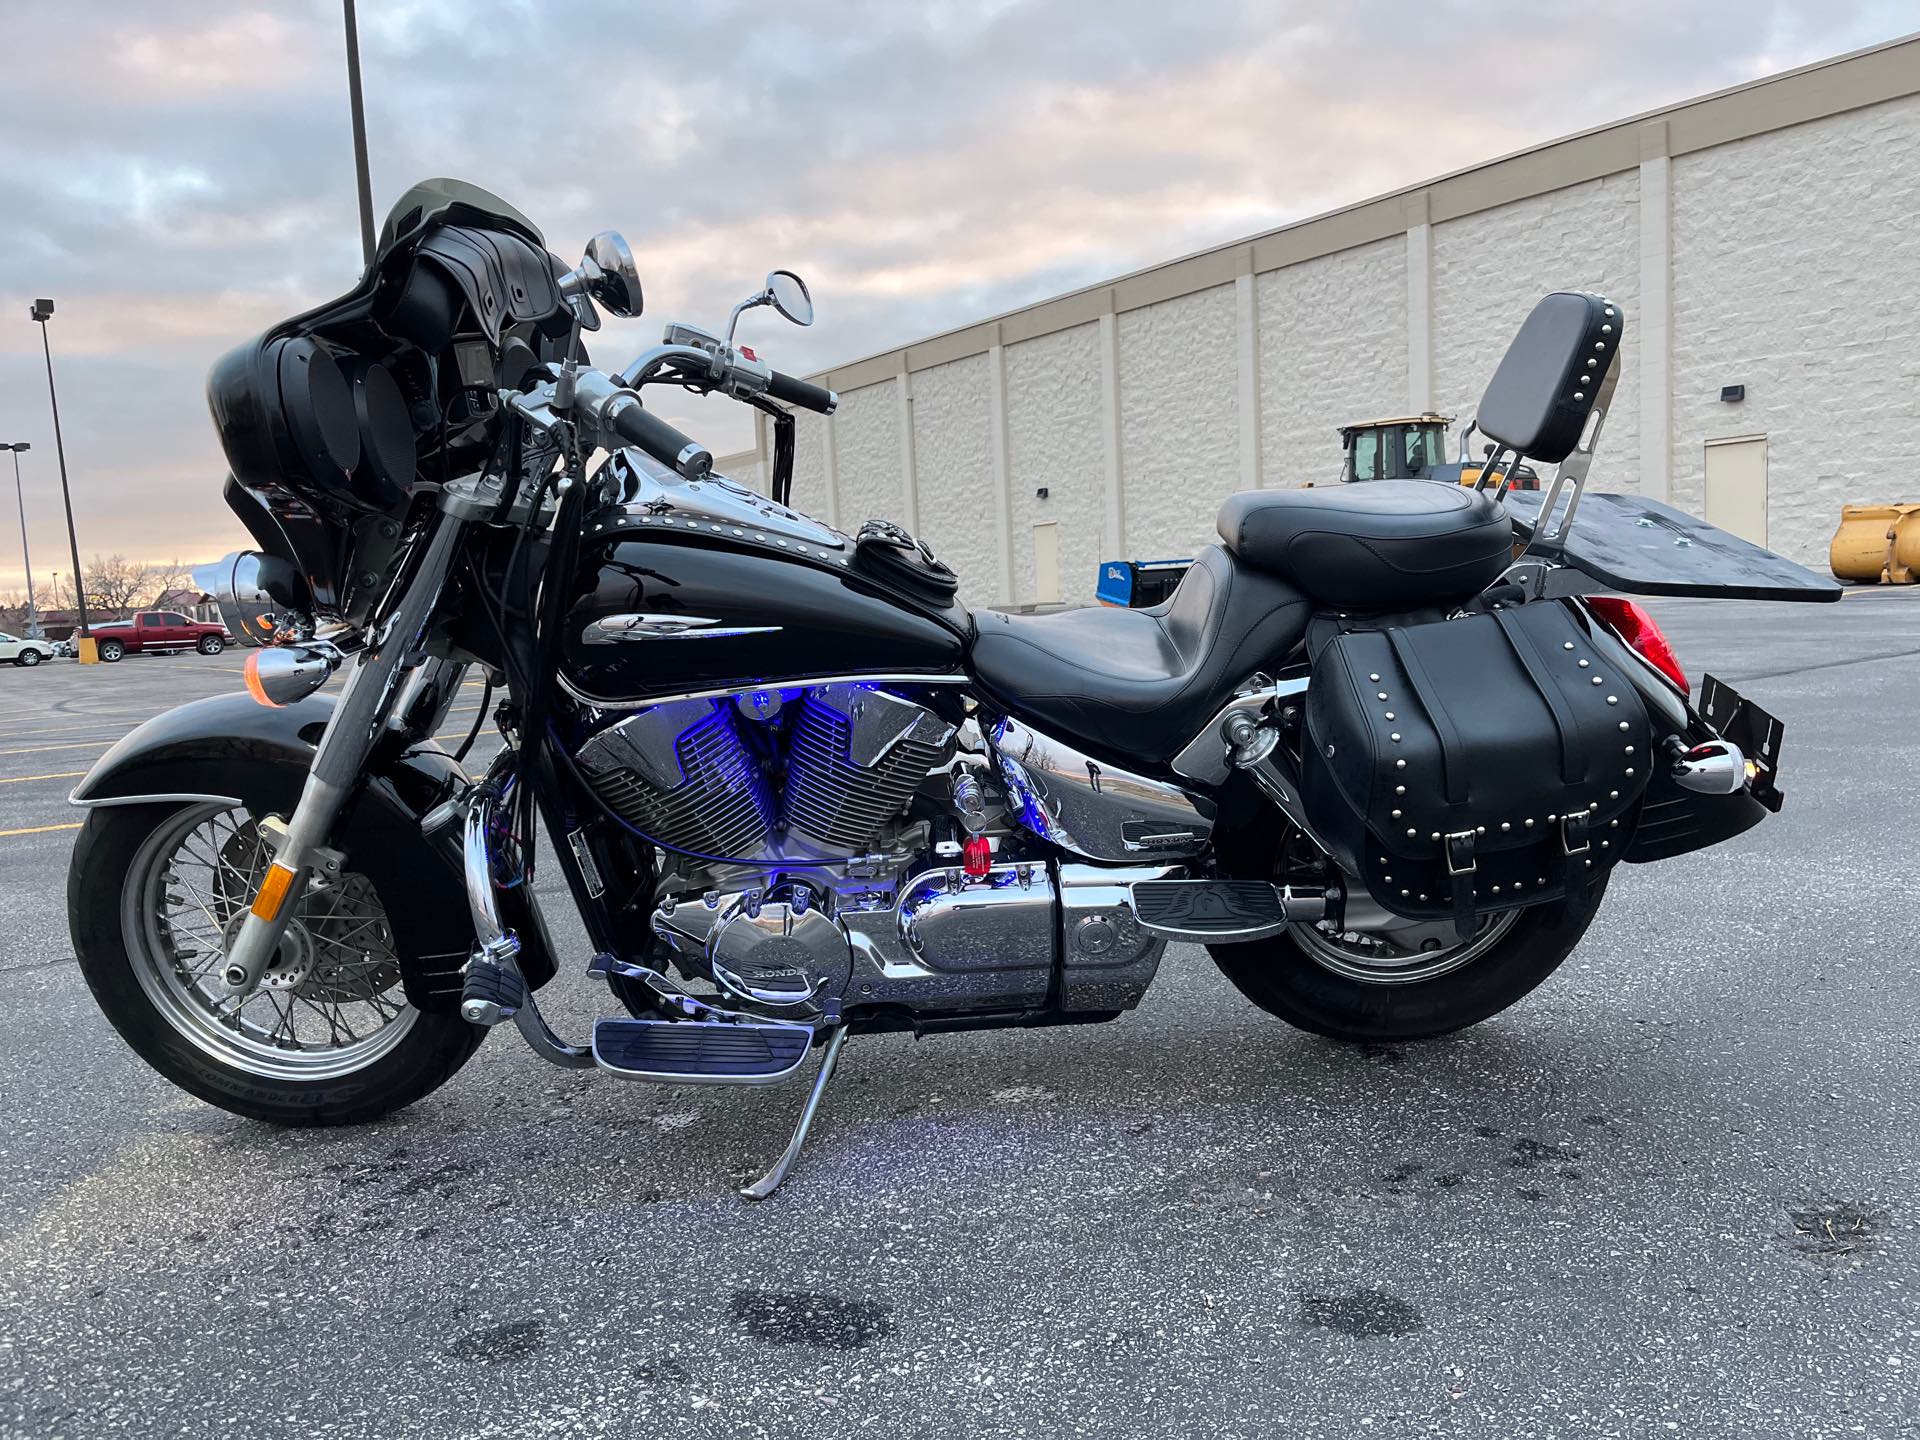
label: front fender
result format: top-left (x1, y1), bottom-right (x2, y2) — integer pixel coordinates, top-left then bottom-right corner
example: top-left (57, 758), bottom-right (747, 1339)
top-left (69, 692), bottom-right (554, 1011)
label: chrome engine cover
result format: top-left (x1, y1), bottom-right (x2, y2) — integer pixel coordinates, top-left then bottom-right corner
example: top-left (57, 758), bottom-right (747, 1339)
top-left (595, 685), bottom-right (1178, 1022)
top-left (987, 713), bottom-right (1213, 862)
top-left (654, 881), bottom-right (853, 1013)
top-left (652, 860), bottom-right (1172, 1020)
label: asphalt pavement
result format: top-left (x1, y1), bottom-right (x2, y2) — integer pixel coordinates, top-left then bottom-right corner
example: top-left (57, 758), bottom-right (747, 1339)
top-left (0, 598), bottom-right (1916, 1439)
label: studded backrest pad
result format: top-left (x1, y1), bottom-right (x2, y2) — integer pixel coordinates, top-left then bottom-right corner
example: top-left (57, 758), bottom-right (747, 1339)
top-left (1299, 600), bottom-right (1653, 924)
top-left (1476, 292), bottom-right (1623, 465)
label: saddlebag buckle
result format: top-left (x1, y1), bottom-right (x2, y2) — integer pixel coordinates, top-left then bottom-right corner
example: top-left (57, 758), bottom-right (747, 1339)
top-left (1561, 809), bottom-right (1593, 856)
top-left (1444, 829), bottom-right (1477, 876)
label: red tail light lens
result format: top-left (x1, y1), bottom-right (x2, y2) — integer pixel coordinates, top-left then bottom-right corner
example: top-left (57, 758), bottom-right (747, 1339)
top-left (1586, 595), bottom-right (1688, 696)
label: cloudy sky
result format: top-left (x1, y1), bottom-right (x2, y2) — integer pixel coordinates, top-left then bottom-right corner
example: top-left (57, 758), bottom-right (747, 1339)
top-left (0, 1), bottom-right (1910, 594)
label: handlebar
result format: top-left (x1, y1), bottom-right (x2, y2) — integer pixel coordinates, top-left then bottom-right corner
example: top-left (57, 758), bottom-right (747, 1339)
top-left (608, 396), bottom-right (712, 481)
top-left (766, 370), bottom-right (838, 415)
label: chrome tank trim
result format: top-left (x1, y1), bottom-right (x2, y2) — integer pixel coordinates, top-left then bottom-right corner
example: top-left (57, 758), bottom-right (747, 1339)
top-left (583, 613), bottom-right (783, 644)
top-left (597, 451), bottom-right (848, 554)
top-left (558, 670), bottom-right (970, 711)
top-left (986, 713), bottom-right (1213, 862)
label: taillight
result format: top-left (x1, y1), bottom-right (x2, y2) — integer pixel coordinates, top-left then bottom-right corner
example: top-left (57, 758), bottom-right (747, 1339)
top-left (1585, 595), bottom-right (1688, 696)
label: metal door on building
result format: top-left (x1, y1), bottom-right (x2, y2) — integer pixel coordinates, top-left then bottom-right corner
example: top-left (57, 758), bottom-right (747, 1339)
top-left (1031, 522), bottom-right (1061, 605)
top-left (1704, 435), bottom-right (1768, 546)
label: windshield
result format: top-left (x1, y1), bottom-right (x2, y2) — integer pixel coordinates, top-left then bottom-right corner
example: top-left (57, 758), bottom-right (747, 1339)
top-left (377, 178), bottom-right (544, 258)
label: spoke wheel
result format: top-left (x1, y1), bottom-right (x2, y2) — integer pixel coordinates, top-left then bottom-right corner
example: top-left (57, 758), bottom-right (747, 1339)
top-left (122, 803), bottom-right (417, 1081)
top-left (1289, 909), bottom-right (1522, 987)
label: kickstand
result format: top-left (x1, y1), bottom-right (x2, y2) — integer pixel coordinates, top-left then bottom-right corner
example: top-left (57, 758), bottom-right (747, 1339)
top-left (740, 1025), bottom-right (850, 1201)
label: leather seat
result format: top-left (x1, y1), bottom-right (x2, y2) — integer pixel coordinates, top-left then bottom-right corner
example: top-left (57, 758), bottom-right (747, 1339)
top-left (968, 546), bottom-right (1309, 764)
top-left (1215, 480), bottom-right (1512, 610)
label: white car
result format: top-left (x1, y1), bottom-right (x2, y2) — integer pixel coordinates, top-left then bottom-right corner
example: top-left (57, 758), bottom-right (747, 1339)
top-left (0, 632), bottom-right (57, 668)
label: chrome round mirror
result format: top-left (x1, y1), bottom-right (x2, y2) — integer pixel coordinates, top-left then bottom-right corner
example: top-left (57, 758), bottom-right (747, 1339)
top-left (584, 231), bottom-right (643, 318)
top-left (765, 270), bottom-right (813, 327)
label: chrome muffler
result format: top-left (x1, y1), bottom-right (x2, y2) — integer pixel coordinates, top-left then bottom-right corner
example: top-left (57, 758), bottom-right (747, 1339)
top-left (1669, 738), bottom-right (1747, 795)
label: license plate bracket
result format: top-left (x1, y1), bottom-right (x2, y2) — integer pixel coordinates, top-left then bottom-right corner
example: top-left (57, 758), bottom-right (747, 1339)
top-left (1698, 673), bottom-right (1785, 812)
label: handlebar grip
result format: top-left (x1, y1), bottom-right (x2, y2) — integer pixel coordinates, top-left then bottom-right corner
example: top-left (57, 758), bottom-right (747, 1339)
top-left (765, 370), bottom-right (839, 415)
top-left (610, 399), bottom-right (712, 481)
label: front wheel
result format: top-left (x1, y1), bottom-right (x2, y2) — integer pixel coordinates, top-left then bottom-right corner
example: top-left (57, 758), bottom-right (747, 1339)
top-left (15, 648), bottom-right (40, 667)
top-left (1210, 886), bottom-right (1606, 1043)
top-left (70, 801), bottom-right (483, 1125)
top-left (197, 634), bottom-right (224, 655)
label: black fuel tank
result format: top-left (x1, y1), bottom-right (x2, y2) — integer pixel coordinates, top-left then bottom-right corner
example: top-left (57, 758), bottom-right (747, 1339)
top-left (563, 529), bottom-right (967, 702)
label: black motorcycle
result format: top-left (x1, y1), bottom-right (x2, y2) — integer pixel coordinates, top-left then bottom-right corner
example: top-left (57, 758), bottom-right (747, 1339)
top-left (66, 179), bottom-right (1839, 1197)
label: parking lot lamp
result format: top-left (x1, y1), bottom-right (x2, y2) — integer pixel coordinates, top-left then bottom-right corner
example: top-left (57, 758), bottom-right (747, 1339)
top-left (4, 443), bottom-right (38, 637)
top-left (30, 299), bottom-right (93, 660)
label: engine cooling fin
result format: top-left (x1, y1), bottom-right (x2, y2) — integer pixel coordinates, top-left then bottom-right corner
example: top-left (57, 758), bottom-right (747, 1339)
top-left (577, 698), bottom-right (774, 858)
top-left (782, 684), bottom-right (955, 853)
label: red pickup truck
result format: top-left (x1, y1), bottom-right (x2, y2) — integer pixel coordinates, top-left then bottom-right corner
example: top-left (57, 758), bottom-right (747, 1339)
top-left (89, 611), bottom-right (231, 661)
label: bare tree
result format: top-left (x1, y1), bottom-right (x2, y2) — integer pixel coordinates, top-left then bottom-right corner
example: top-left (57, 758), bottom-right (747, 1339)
top-left (84, 554), bottom-right (159, 615)
top-left (143, 558), bottom-right (195, 608)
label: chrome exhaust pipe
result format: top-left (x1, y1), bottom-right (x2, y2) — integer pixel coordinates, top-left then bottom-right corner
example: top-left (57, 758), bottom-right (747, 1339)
top-left (1670, 738), bottom-right (1747, 795)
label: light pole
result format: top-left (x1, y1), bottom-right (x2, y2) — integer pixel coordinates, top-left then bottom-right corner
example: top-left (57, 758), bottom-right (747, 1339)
top-left (31, 298), bottom-right (92, 660)
top-left (342, 0), bottom-right (375, 265)
top-left (4, 443), bottom-right (37, 638)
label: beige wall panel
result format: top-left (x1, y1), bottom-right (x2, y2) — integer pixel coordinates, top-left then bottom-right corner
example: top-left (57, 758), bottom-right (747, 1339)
top-left (1671, 94), bottom-right (1920, 562)
top-left (1432, 172), bottom-right (1641, 489)
top-left (1256, 236), bottom-right (1410, 489)
top-left (1117, 285), bottom-right (1240, 562)
top-left (830, 378), bottom-right (905, 531)
top-left (787, 411), bottom-right (830, 520)
top-left (906, 353), bottom-right (998, 600)
top-left (1006, 322), bottom-right (1107, 605)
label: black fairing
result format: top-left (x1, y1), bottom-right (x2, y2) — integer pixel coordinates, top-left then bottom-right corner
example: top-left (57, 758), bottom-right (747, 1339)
top-left (206, 179), bottom-right (576, 617)
top-left (70, 692), bottom-right (555, 1010)
top-left (562, 531), bottom-right (967, 703)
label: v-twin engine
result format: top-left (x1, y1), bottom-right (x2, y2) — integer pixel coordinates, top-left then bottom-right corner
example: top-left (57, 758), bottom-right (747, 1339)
top-left (573, 685), bottom-right (1171, 1023)
top-left (577, 683), bottom-right (954, 862)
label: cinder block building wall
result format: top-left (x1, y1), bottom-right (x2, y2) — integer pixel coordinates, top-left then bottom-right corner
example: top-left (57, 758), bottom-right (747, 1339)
top-left (718, 37), bottom-right (1920, 605)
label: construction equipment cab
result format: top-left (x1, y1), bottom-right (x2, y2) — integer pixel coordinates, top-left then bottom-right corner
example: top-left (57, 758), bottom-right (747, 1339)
top-left (1333, 413), bottom-right (1539, 490)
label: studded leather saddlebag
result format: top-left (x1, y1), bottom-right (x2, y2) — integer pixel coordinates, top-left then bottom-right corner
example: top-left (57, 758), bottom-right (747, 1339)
top-left (1299, 600), bottom-right (1653, 932)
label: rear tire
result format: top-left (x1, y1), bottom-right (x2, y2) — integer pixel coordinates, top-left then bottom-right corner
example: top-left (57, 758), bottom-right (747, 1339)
top-left (97, 639), bottom-right (124, 661)
top-left (1210, 885), bottom-right (1605, 1043)
top-left (70, 801), bottom-right (483, 1125)
top-left (197, 634), bottom-right (224, 655)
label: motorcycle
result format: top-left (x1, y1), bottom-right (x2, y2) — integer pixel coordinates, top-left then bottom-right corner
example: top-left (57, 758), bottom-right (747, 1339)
top-left (66, 179), bottom-right (1840, 1197)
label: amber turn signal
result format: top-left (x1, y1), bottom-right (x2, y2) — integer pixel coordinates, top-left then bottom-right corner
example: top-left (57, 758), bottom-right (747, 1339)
top-left (249, 862), bottom-right (298, 921)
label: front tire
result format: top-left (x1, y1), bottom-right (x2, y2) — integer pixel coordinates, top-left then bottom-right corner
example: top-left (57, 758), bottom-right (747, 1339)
top-left (15, 648), bottom-right (39, 667)
top-left (1210, 886), bottom-right (1606, 1043)
top-left (70, 801), bottom-right (482, 1125)
top-left (197, 634), bottom-right (224, 655)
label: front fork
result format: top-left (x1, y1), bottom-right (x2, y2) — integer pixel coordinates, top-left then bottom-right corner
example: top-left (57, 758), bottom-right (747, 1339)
top-left (220, 514), bottom-right (467, 995)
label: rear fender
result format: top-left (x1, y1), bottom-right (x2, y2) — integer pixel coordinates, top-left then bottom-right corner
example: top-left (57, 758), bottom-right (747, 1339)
top-left (69, 692), bottom-right (555, 1010)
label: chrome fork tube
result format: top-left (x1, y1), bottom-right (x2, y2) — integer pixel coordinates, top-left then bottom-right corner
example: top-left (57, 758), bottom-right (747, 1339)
top-left (221, 514), bottom-right (465, 995)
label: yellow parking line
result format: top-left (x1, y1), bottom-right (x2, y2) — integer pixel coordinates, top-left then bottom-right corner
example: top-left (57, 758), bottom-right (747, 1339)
top-left (0, 739), bottom-right (111, 756)
top-left (0, 770), bottom-right (88, 784)
top-left (0, 821), bottom-right (82, 838)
